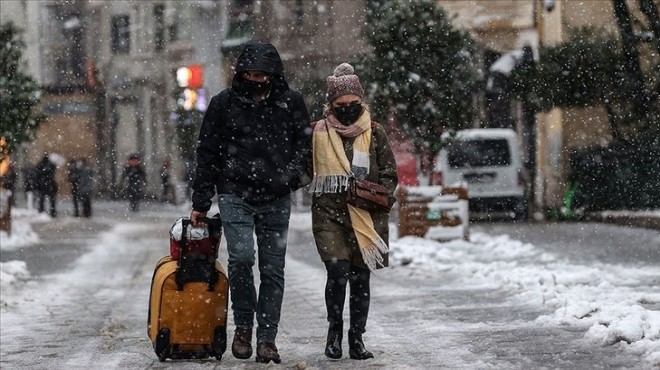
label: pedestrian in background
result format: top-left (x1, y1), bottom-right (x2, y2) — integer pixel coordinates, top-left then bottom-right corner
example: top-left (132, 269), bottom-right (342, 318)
top-left (159, 157), bottom-right (174, 203)
top-left (22, 164), bottom-right (37, 211)
top-left (190, 42), bottom-right (311, 364)
top-left (308, 63), bottom-right (398, 360)
top-left (120, 154), bottom-right (146, 212)
top-left (36, 154), bottom-right (58, 217)
top-left (76, 158), bottom-right (94, 217)
top-left (67, 158), bottom-right (80, 217)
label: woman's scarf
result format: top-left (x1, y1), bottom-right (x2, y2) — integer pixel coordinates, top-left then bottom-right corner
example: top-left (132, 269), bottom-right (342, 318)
top-left (310, 109), bottom-right (389, 271)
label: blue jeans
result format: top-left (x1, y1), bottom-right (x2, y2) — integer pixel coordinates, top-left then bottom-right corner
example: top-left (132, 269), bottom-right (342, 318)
top-left (217, 193), bottom-right (291, 344)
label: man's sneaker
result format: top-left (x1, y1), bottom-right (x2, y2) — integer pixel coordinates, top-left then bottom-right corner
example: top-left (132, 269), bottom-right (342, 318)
top-left (255, 342), bottom-right (281, 364)
top-left (231, 327), bottom-right (253, 359)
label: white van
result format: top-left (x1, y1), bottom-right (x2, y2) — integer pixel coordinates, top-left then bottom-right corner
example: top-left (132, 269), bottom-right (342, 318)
top-left (430, 128), bottom-right (528, 219)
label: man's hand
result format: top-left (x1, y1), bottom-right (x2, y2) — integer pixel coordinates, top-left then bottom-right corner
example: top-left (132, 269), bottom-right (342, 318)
top-left (190, 210), bottom-right (207, 228)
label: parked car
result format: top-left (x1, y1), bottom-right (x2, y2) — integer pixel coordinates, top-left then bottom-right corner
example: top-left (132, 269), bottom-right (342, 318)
top-left (430, 128), bottom-right (528, 219)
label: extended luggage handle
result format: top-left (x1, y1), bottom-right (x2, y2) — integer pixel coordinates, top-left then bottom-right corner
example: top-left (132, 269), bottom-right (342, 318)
top-left (181, 216), bottom-right (223, 240)
top-left (177, 215), bottom-right (223, 291)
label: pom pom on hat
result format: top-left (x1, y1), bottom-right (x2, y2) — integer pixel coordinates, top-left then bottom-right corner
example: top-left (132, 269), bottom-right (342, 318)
top-left (333, 63), bottom-right (355, 77)
top-left (326, 62), bottom-right (364, 103)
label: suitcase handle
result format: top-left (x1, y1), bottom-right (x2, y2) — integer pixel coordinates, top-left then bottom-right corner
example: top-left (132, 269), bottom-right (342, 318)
top-left (180, 216), bottom-right (222, 243)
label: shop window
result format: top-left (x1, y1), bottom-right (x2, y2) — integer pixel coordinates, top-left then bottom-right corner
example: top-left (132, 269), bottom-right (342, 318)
top-left (112, 15), bottom-right (130, 54)
top-left (154, 5), bottom-right (165, 52)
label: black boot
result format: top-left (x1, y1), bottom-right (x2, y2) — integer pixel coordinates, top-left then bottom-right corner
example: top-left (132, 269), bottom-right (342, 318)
top-left (324, 261), bottom-right (350, 359)
top-left (348, 330), bottom-right (373, 360)
top-left (325, 322), bottom-right (343, 359)
top-left (348, 266), bottom-right (373, 360)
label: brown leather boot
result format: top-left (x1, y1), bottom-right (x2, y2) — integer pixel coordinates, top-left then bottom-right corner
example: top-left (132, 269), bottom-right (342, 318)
top-left (255, 342), bottom-right (281, 364)
top-left (231, 327), bottom-right (253, 359)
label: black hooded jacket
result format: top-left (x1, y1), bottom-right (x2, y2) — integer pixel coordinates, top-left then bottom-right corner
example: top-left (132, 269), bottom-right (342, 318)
top-left (192, 42), bottom-right (311, 210)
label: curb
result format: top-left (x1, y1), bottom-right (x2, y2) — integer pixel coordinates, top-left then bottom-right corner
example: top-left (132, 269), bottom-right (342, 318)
top-left (586, 213), bottom-right (660, 231)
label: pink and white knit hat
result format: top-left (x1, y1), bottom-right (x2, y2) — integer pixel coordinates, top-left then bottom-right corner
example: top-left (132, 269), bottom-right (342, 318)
top-left (326, 63), bottom-right (364, 103)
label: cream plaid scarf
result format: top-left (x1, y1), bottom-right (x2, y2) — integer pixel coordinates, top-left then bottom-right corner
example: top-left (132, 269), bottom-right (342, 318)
top-left (310, 110), bottom-right (389, 271)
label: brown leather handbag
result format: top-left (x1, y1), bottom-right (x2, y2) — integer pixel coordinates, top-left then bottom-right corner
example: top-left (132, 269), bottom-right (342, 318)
top-left (347, 178), bottom-right (390, 212)
top-left (325, 120), bottom-right (390, 212)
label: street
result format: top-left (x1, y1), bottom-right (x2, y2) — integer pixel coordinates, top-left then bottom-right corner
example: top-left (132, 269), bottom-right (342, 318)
top-left (1, 199), bottom-right (659, 369)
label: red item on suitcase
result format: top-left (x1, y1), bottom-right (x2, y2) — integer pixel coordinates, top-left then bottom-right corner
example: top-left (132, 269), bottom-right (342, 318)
top-left (169, 237), bottom-right (218, 260)
top-left (168, 217), bottom-right (222, 260)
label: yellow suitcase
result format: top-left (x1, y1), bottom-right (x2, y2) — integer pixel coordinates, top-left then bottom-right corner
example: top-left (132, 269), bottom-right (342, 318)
top-left (147, 218), bottom-right (228, 362)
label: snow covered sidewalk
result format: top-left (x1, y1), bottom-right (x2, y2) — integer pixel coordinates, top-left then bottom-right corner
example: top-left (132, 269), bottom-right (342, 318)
top-left (1, 207), bottom-right (658, 368)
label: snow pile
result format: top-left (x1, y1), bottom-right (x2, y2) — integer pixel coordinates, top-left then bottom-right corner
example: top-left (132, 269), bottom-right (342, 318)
top-left (0, 260), bottom-right (30, 306)
top-left (0, 261), bottom-right (30, 286)
top-left (0, 207), bottom-right (47, 252)
top-left (0, 218), bottom-right (41, 252)
top-left (390, 233), bottom-right (660, 366)
top-left (0, 208), bottom-right (45, 306)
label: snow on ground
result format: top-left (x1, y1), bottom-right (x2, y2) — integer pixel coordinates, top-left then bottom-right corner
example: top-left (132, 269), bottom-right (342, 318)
top-left (291, 212), bottom-right (660, 366)
top-left (599, 210), bottom-right (660, 217)
top-left (2, 209), bottom-right (659, 367)
top-left (0, 208), bottom-right (46, 251)
top-left (0, 208), bottom-right (47, 302)
top-left (0, 260), bottom-right (29, 288)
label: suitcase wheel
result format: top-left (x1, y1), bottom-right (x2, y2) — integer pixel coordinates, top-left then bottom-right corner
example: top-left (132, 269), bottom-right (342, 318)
top-left (155, 328), bottom-right (171, 362)
top-left (212, 326), bottom-right (227, 359)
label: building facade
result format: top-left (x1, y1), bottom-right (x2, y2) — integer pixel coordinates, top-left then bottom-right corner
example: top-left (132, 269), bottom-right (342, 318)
top-left (86, 0), bottom-right (227, 197)
top-left (1, 0), bottom-right (98, 195)
top-left (1, 0), bottom-right (228, 199)
top-left (4, 0), bottom-right (654, 210)
top-left (441, 0), bottom-right (657, 209)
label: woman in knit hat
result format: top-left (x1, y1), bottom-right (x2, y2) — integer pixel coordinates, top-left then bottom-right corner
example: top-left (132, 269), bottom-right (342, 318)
top-left (309, 63), bottom-right (398, 360)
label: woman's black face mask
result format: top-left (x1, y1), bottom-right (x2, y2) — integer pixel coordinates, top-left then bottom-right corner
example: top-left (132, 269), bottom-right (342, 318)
top-left (333, 103), bottom-right (363, 125)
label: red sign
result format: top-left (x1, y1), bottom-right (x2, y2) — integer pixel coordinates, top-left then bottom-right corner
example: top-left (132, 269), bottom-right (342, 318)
top-left (188, 64), bottom-right (203, 89)
top-left (176, 64), bottom-right (204, 89)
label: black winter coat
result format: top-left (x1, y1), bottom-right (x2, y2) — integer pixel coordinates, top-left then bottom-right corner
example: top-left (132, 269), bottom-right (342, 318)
top-left (122, 164), bottom-right (146, 197)
top-left (192, 42), bottom-right (311, 209)
top-left (36, 157), bottom-right (58, 195)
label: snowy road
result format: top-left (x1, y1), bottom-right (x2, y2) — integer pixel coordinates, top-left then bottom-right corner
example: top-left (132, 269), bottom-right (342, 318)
top-left (1, 201), bottom-right (659, 369)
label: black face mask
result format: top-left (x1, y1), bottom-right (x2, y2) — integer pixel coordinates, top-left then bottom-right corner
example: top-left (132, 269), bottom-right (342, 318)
top-left (237, 77), bottom-right (270, 97)
top-left (333, 103), bottom-right (363, 125)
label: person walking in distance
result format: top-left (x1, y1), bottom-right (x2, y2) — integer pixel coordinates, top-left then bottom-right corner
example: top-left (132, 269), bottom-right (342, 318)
top-left (76, 158), bottom-right (94, 217)
top-left (308, 63), bottom-right (398, 360)
top-left (67, 158), bottom-right (80, 217)
top-left (36, 154), bottom-right (58, 217)
top-left (22, 164), bottom-right (37, 211)
top-left (159, 158), bottom-right (174, 203)
top-left (189, 42), bottom-right (311, 364)
top-left (120, 154), bottom-right (146, 212)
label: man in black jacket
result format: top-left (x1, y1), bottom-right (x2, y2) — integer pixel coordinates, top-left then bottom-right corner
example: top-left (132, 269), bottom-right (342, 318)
top-left (190, 42), bottom-right (311, 364)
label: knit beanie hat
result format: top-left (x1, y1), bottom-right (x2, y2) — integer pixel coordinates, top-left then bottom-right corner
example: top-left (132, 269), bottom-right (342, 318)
top-left (326, 63), bottom-right (364, 103)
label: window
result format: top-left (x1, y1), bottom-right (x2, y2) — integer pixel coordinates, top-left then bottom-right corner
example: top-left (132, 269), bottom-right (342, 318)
top-left (448, 139), bottom-right (511, 168)
top-left (235, 0), bottom-right (254, 7)
top-left (154, 5), bottom-right (165, 52)
top-left (112, 15), bottom-right (131, 54)
top-left (291, 0), bottom-right (317, 35)
top-left (295, 0), bottom-right (304, 27)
